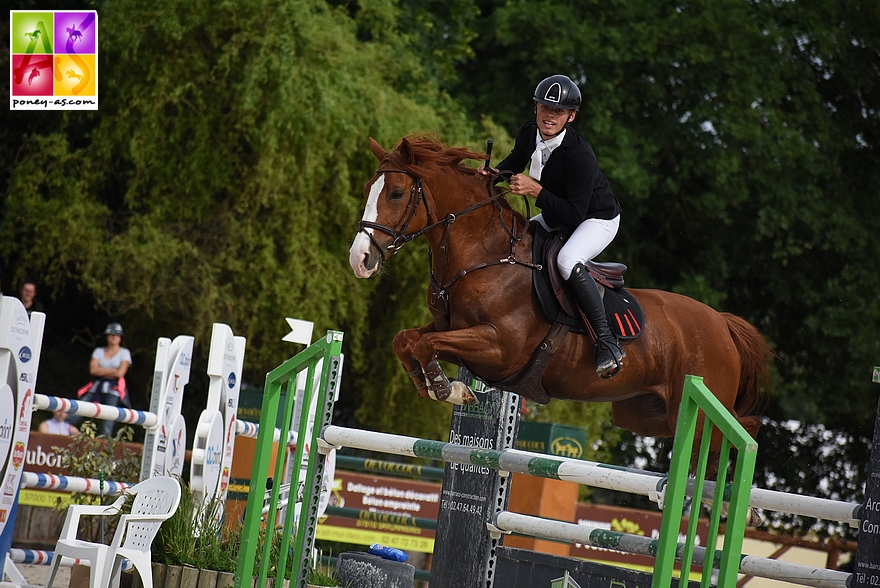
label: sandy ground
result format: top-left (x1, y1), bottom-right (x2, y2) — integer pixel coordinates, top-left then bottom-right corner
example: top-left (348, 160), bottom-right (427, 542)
top-left (5, 562), bottom-right (71, 587)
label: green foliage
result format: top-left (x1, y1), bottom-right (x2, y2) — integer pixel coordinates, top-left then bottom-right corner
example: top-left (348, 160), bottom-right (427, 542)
top-left (455, 0), bottom-right (880, 433)
top-left (153, 480), bottom-right (239, 571)
top-left (2, 0), bottom-right (496, 435)
top-left (308, 565), bottom-right (340, 587)
top-left (5, 0), bottom-right (880, 538)
top-left (53, 422), bottom-right (141, 542)
top-left (306, 548), bottom-right (340, 586)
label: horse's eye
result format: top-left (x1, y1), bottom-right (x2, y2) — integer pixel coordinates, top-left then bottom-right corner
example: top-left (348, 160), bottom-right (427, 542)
top-left (390, 188), bottom-right (404, 201)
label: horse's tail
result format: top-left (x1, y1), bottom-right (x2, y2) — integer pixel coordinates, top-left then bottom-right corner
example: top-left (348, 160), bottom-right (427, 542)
top-left (723, 313), bottom-right (773, 418)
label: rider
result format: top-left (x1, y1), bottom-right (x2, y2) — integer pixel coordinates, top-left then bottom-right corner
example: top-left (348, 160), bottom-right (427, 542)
top-left (483, 74), bottom-right (625, 377)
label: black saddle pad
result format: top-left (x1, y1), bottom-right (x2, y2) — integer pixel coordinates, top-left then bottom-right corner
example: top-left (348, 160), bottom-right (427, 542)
top-left (531, 224), bottom-right (644, 341)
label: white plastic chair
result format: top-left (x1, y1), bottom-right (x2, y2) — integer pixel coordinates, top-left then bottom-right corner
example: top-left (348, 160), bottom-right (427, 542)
top-left (44, 476), bottom-right (181, 588)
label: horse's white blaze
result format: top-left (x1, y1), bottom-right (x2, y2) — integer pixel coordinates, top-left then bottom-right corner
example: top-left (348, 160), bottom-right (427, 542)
top-left (349, 175), bottom-right (384, 278)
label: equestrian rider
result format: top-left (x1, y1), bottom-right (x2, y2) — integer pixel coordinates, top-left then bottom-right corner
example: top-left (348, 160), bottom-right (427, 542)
top-left (484, 74), bottom-right (625, 377)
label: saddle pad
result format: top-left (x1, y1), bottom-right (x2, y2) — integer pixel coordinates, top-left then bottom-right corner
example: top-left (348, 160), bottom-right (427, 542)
top-left (531, 222), bottom-right (645, 341)
top-left (602, 287), bottom-right (644, 340)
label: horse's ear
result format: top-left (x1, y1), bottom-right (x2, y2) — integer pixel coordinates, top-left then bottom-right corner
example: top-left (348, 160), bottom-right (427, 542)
top-left (399, 138), bottom-right (416, 164)
top-left (369, 138), bottom-right (387, 162)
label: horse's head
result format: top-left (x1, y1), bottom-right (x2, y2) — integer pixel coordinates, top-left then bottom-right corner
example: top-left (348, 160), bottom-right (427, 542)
top-left (349, 136), bottom-right (488, 279)
top-left (348, 138), bottom-right (421, 278)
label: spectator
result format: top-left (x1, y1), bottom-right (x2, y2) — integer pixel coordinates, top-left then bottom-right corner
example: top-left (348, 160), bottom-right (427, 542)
top-left (39, 410), bottom-right (80, 436)
top-left (67, 322), bottom-right (133, 437)
top-left (19, 281), bottom-right (45, 317)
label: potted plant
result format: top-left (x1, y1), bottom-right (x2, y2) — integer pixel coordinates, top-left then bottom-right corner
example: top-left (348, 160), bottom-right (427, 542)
top-left (151, 480), bottom-right (239, 587)
top-left (307, 565), bottom-right (340, 588)
top-left (54, 422), bottom-right (141, 588)
top-left (306, 550), bottom-right (340, 588)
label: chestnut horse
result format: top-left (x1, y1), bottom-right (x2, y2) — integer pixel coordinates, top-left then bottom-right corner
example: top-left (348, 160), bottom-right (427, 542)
top-left (348, 136), bottom-right (772, 441)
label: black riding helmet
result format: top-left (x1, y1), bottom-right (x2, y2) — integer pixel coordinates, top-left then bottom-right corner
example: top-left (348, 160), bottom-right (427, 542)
top-left (533, 74), bottom-right (582, 112)
top-left (104, 322), bottom-right (124, 337)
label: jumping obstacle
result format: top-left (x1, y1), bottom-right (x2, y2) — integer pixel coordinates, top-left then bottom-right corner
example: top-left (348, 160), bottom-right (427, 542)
top-left (0, 297), bottom-right (45, 582)
top-left (852, 366), bottom-right (880, 588)
top-left (234, 330), bottom-right (866, 588)
top-left (1, 315), bottom-right (254, 586)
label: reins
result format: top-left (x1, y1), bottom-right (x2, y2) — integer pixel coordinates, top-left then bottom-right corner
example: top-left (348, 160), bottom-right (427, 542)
top-left (431, 172), bottom-right (541, 300)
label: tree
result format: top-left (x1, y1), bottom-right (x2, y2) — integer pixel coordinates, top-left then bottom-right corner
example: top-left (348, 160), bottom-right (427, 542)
top-left (1, 0), bottom-right (496, 440)
top-left (450, 0), bottom-right (880, 534)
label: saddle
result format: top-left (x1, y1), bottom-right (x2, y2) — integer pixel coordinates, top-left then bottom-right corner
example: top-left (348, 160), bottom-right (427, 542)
top-left (483, 222), bottom-right (644, 404)
top-left (535, 224), bottom-right (644, 341)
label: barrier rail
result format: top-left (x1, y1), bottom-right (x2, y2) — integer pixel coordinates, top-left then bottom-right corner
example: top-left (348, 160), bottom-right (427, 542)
top-left (234, 329), bottom-right (860, 588)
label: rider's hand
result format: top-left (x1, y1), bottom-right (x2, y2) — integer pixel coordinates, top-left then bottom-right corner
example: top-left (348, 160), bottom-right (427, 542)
top-left (478, 164), bottom-right (499, 176)
top-left (509, 173), bottom-right (542, 197)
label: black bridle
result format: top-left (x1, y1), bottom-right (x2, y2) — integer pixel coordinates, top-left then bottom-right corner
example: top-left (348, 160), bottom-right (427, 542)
top-left (356, 168), bottom-right (430, 261)
top-left (356, 166), bottom-right (541, 324)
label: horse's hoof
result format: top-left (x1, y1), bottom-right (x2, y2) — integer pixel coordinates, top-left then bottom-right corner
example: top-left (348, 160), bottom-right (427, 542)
top-left (746, 507), bottom-right (762, 527)
top-left (447, 380), bottom-right (478, 405)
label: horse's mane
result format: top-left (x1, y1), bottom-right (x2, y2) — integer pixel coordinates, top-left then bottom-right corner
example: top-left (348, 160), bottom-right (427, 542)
top-left (389, 135), bottom-right (487, 178)
top-left (386, 134), bottom-right (527, 227)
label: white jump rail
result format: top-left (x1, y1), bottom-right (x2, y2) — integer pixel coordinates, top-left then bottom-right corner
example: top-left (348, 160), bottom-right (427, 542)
top-left (320, 425), bottom-right (861, 526)
top-left (320, 425), bottom-right (856, 587)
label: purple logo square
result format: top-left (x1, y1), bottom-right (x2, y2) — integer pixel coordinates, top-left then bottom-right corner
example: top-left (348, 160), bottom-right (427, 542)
top-left (54, 12), bottom-right (96, 54)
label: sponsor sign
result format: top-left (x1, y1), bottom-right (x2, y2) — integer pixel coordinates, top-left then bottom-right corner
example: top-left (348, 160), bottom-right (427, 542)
top-left (16, 433), bottom-right (143, 475)
top-left (317, 470), bottom-right (441, 553)
top-left (11, 442), bottom-right (25, 470)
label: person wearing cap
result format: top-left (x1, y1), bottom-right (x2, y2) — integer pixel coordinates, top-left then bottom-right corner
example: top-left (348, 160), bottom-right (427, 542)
top-left (482, 74), bottom-right (624, 377)
top-left (68, 322), bottom-right (133, 437)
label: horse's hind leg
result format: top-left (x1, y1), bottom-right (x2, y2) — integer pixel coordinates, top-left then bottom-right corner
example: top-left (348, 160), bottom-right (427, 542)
top-left (611, 394), bottom-right (675, 437)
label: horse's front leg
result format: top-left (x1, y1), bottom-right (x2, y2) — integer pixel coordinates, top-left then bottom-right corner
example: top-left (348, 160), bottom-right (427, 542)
top-left (412, 324), bottom-right (510, 405)
top-left (421, 358), bottom-right (477, 405)
top-left (393, 326), bottom-right (433, 400)
top-left (394, 327), bottom-right (477, 404)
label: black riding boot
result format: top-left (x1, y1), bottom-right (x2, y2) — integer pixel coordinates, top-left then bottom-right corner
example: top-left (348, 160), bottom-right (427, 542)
top-left (568, 262), bottom-right (625, 377)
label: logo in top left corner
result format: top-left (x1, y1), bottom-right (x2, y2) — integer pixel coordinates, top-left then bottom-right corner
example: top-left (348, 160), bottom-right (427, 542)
top-left (19, 347), bottom-right (32, 363)
top-left (10, 10), bottom-right (99, 111)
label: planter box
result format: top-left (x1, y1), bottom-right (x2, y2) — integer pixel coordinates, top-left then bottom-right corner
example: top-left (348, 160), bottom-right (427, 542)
top-left (137, 562), bottom-right (238, 588)
top-left (196, 569), bottom-right (218, 588)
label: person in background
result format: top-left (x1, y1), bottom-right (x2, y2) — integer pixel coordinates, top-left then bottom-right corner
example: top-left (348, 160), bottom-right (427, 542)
top-left (39, 410), bottom-right (80, 436)
top-left (67, 322), bottom-right (133, 437)
top-left (19, 281), bottom-right (45, 317)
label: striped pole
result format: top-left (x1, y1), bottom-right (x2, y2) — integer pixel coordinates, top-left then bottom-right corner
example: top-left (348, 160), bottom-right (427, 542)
top-left (20, 472), bottom-right (131, 495)
top-left (493, 512), bottom-right (850, 588)
top-left (35, 394), bottom-right (158, 428)
top-left (321, 426), bottom-right (861, 527)
top-left (10, 548), bottom-right (132, 571)
top-left (235, 419), bottom-right (298, 446)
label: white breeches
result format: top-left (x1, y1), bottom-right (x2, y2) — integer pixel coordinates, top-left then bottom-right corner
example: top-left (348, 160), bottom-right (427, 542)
top-left (533, 214), bottom-right (620, 280)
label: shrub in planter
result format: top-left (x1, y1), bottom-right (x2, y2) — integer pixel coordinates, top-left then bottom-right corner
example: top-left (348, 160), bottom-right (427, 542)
top-left (152, 480), bottom-right (240, 573)
top-left (52, 422), bottom-right (141, 543)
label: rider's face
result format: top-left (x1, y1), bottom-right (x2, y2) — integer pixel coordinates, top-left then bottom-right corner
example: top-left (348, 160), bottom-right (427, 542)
top-left (535, 103), bottom-right (576, 140)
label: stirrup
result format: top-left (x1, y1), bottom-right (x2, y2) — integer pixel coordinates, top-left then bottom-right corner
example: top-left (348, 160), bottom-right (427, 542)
top-left (595, 339), bottom-right (625, 379)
